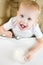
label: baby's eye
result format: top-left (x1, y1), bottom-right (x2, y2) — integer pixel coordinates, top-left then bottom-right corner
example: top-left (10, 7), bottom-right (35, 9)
top-left (20, 15), bottom-right (24, 18)
top-left (28, 18), bottom-right (32, 20)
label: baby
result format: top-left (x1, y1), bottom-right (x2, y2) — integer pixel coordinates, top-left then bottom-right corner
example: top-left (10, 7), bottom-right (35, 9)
top-left (0, 0), bottom-right (43, 61)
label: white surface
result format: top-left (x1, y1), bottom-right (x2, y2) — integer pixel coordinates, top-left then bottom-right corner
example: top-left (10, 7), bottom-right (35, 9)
top-left (0, 36), bottom-right (43, 65)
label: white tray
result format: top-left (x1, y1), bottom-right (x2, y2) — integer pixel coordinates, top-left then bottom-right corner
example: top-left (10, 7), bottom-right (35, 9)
top-left (0, 36), bottom-right (43, 65)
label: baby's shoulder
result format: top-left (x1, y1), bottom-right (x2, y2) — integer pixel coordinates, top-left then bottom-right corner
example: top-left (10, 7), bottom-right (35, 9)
top-left (11, 16), bottom-right (17, 20)
top-left (10, 16), bottom-right (17, 23)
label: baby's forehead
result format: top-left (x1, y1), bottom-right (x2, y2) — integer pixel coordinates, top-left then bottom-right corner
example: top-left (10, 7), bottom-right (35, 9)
top-left (19, 1), bottom-right (40, 11)
top-left (19, 4), bottom-right (38, 13)
top-left (18, 2), bottom-right (40, 14)
top-left (19, 3), bottom-right (37, 11)
top-left (18, 5), bottom-right (40, 18)
top-left (19, 6), bottom-right (37, 14)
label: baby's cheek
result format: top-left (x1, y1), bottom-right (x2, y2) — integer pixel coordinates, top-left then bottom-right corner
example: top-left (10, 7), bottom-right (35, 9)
top-left (28, 23), bottom-right (31, 27)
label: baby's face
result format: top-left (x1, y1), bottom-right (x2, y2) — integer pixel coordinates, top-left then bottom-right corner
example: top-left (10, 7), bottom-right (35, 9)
top-left (16, 5), bottom-right (39, 31)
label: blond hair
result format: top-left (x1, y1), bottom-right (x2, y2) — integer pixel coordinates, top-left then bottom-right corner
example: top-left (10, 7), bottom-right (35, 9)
top-left (19, 0), bottom-right (41, 14)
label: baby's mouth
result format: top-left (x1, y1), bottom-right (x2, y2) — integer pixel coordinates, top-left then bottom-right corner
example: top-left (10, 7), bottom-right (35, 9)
top-left (19, 23), bottom-right (27, 30)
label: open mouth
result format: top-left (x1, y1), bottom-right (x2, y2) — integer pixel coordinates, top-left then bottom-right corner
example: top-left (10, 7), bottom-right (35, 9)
top-left (19, 23), bottom-right (27, 30)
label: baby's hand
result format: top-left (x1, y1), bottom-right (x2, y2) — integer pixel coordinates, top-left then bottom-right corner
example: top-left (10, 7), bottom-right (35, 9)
top-left (3, 31), bottom-right (12, 38)
top-left (24, 51), bottom-right (35, 61)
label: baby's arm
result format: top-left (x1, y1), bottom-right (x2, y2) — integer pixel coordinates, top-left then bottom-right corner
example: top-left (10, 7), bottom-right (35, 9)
top-left (25, 37), bottom-right (43, 61)
top-left (0, 17), bottom-right (15, 38)
top-left (25, 24), bottom-right (43, 61)
top-left (0, 26), bottom-right (12, 38)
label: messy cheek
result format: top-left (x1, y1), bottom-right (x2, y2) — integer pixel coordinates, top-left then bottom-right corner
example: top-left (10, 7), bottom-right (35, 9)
top-left (27, 23), bottom-right (31, 28)
top-left (16, 16), bottom-right (21, 21)
top-left (27, 22), bottom-right (33, 29)
top-left (16, 18), bottom-right (21, 24)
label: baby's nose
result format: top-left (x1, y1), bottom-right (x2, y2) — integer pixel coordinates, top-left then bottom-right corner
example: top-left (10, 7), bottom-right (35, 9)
top-left (24, 19), bottom-right (28, 23)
